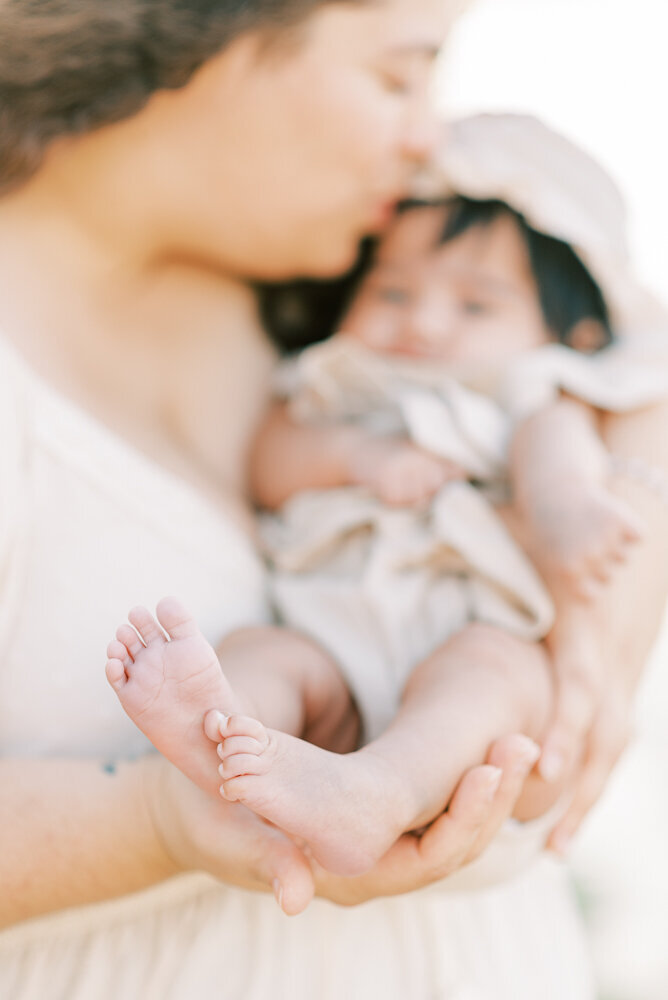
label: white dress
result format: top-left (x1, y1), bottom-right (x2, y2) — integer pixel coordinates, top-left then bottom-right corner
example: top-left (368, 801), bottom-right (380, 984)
top-left (0, 335), bottom-right (594, 1000)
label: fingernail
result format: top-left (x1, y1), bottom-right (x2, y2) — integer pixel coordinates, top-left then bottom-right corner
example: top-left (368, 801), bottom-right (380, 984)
top-left (514, 738), bottom-right (540, 772)
top-left (483, 767), bottom-right (503, 800)
top-left (539, 750), bottom-right (564, 783)
top-left (272, 878), bottom-right (284, 909)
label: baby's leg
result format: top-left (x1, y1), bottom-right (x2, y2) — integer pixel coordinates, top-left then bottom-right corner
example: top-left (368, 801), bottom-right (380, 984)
top-left (381, 624), bottom-right (560, 824)
top-left (214, 623), bottom-right (554, 875)
top-left (213, 625), bottom-right (360, 756)
top-left (106, 598), bottom-right (356, 797)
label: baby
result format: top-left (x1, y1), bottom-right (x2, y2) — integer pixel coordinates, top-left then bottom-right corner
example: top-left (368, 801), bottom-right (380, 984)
top-left (106, 116), bottom-right (663, 877)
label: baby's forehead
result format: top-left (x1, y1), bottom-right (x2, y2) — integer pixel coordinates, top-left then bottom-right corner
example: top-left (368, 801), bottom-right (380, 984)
top-left (376, 204), bottom-right (450, 264)
top-left (373, 203), bottom-right (536, 293)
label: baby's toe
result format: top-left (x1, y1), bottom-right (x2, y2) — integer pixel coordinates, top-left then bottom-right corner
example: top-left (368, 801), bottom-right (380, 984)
top-left (155, 597), bottom-right (198, 641)
top-left (219, 752), bottom-right (269, 779)
top-left (116, 623), bottom-right (144, 659)
top-left (203, 709), bottom-right (226, 742)
top-left (107, 638), bottom-right (132, 670)
top-left (222, 714), bottom-right (268, 743)
top-left (218, 734), bottom-right (267, 759)
top-left (105, 657), bottom-right (128, 691)
top-left (128, 606), bottom-right (166, 647)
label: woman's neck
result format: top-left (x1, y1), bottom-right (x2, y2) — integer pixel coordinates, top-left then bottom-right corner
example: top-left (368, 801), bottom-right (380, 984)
top-left (0, 161), bottom-right (275, 507)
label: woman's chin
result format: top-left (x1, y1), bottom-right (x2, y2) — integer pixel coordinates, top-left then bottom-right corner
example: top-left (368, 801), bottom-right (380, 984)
top-left (303, 240), bottom-right (363, 279)
top-left (258, 242), bottom-right (361, 283)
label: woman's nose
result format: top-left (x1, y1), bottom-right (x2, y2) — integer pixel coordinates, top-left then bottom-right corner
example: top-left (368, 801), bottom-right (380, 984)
top-left (400, 100), bottom-right (442, 164)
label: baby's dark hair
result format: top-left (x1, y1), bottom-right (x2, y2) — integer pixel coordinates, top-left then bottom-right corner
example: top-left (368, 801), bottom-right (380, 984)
top-left (441, 197), bottom-right (613, 351)
top-left (258, 196), bottom-right (613, 354)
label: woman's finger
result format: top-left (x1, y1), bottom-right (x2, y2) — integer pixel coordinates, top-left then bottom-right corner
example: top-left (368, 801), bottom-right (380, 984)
top-left (312, 762), bottom-right (507, 905)
top-left (546, 755), bottom-right (608, 855)
top-left (461, 734), bottom-right (540, 865)
top-left (539, 671), bottom-right (598, 782)
top-left (547, 701), bottom-right (631, 854)
top-left (416, 764), bottom-right (504, 878)
top-left (151, 758), bottom-right (315, 915)
top-left (313, 736), bottom-right (539, 906)
top-left (540, 621), bottom-right (604, 782)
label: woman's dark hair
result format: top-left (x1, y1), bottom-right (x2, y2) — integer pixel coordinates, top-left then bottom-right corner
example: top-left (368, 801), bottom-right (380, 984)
top-left (258, 196), bottom-right (613, 354)
top-left (0, 0), bottom-right (359, 193)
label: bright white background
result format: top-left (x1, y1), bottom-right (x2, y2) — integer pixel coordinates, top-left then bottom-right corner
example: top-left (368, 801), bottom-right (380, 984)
top-left (435, 4), bottom-right (668, 998)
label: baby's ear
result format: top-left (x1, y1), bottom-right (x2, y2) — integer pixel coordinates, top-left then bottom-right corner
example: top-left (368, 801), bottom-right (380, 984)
top-left (565, 318), bottom-right (608, 354)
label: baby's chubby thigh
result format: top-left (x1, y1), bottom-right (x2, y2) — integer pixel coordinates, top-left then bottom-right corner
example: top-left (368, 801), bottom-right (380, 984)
top-left (409, 622), bottom-right (560, 821)
top-left (271, 549), bottom-right (471, 743)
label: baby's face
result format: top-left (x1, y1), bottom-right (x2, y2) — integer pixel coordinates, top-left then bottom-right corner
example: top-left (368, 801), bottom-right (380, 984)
top-left (340, 204), bottom-right (552, 367)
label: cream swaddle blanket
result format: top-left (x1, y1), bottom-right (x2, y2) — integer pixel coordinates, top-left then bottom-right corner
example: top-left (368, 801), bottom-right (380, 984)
top-left (264, 336), bottom-right (668, 744)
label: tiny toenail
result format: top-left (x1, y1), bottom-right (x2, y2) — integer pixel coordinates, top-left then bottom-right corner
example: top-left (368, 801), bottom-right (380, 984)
top-left (218, 763), bottom-right (225, 777)
top-left (483, 767), bottom-right (502, 800)
top-left (539, 750), bottom-right (565, 782)
top-left (514, 738), bottom-right (540, 772)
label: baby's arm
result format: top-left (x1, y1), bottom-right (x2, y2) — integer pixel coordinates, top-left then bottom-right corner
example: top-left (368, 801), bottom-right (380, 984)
top-left (509, 396), bottom-right (643, 601)
top-left (250, 401), bottom-right (466, 510)
top-left (508, 397), bottom-right (642, 783)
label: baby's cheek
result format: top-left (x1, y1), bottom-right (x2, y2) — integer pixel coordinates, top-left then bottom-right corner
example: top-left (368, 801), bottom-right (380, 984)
top-left (344, 309), bottom-right (398, 352)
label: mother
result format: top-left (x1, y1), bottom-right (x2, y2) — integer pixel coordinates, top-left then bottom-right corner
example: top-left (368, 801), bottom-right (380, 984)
top-left (0, 2), bottom-right (665, 998)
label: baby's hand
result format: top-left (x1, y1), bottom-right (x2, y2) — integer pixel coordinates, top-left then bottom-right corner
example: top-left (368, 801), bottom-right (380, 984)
top-left (526, 484), bottom-right (643, 601)
top-left (348, 436), bottom-right (467, 507)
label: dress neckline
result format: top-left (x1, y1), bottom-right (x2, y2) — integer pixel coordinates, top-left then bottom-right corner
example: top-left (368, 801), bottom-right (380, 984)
top-left (1, 331), bottom-right (258, 546)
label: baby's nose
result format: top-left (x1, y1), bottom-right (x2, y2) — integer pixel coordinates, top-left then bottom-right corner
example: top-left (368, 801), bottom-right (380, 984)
top-left (406, 298), bottom-right (450, 348)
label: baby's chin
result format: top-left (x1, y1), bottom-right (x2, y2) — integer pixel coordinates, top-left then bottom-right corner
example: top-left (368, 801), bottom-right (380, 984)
top-left (338, 331), bottom-right (458, 363)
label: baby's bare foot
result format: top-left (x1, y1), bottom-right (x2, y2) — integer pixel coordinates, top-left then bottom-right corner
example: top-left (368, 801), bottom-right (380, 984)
top-left (527, 485), bottom-right (643, 600)
top-left (106, 597), bottom-right (242, 795)
top-left (214, 713), bottom-right (415, 876)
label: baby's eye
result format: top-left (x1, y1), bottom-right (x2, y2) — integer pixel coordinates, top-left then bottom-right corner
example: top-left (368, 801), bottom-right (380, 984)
top-left (377, 71), bottom-right (412, 96)
top-left (377, 286), bottom-right (411, 305)
top-left (461, 299), bottom-right (489, 316)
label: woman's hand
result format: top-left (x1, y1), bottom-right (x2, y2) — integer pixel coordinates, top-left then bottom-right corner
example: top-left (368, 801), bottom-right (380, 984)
top-left (144, 735), bottom-right (538, 915)
top-left (547, 680), bottom-right (632, 854)
top-left (312, 734), bottom-right (539, 905)
top-left (143, 755), bottom-right (316, 915)
top-left (538, 400), bottom-right (668, 842)
top-left (538, 601), bottom-right (607, 783)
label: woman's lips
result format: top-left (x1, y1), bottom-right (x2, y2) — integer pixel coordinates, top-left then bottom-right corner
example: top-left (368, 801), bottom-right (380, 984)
top-left (366, 199), bottom-right (399, 231)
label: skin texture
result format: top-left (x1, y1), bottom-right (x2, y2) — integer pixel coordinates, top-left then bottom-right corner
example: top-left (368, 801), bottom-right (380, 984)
top-left (342, 205), bottom-right (551, 361)
top-left (249, 201), bottom-right (665, 856)
top-left (1, 0), bottom-right (664, 934)
top-left (0, 1), bottom-right (545, 929)
top-left (546, 401), bottom-right (668, 851)
top-left (107, 598), bottom-right (551, 876)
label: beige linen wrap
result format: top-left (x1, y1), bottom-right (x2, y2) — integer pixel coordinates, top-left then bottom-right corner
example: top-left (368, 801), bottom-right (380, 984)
top-left (261, 113), bottom-right (668, 882)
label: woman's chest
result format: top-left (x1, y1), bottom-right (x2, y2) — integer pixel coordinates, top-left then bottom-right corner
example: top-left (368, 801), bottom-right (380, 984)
top-left (0, 381), bottom-right (270, 758)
